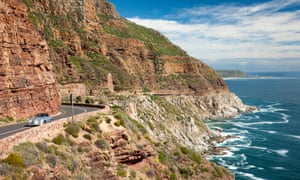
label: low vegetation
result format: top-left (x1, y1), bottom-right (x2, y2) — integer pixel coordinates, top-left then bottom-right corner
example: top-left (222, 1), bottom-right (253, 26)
top-left (0, 100), bottom-right (232, 180)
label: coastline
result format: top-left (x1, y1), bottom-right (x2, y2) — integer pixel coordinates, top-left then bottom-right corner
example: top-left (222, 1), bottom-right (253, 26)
top-left (205, 78), bottom-right (300, 180)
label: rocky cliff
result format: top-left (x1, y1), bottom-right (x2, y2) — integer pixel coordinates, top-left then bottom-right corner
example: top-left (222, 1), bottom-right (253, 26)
top-left (112, 92), bottom-right (253, 153)
top-left (0, 0), bottom-right (60, 120)
top-left (22, 0), bottom-right (227, 95)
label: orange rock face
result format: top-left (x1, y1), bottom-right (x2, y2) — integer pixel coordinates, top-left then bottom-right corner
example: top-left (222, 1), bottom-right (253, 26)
top-left (0, 0), bottom-right (60, 119)
top-left (23, 0), bottom-right (228, 95)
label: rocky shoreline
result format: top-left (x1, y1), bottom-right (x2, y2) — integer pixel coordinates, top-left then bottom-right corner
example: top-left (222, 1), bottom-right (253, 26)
top-left (112, 91), bottom-right (255, 155)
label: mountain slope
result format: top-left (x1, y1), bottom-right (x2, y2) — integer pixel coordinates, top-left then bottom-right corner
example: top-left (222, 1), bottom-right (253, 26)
top-left (24, 0), bottom-right (227, 95)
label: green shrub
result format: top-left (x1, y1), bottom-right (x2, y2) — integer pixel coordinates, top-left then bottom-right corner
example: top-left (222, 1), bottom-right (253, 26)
top-left (114, 119), bottom-right (125, 127)
top-left (65, 122), bottom-right (81, 138)
top-left (14, 142), bottom-right (40, 167)
top-left (52, 134), bottom-right (64, 145)
top-left (85, 97), bottom-right (94, 104)
top-left (179, 166), bottom-right (194, 178)
top-left (117, 168), bottom-right (127, 177)
top-left (158, 151), bottom-right (169, 165)
top-left (95, 139), bottom-right (108, 149)
top-left (3, 153), bottom-right (24, 168)
top-left (87, 116), bottom-right (100, 132)
top-left (180, 146), bottom-right (189, 155)
top-left (147, 121), bottom-right (154, 130)
top-left (180, 146), bottom-right (202, 165)
top-left (75, 96), bottom-right (82, 103)
top-left (0, 116), bottom-right (14, 123)
top-left (144, 134), bottom-right (152, 142)
top-left (170, 173), bottom-right (177, 180)
top-left (114, 121), bottom-right (121, 127)
top-left (143, 86), bottom-right (151, 92)
top-left (129, 170), bottom-right (136, 178)
top-left (117, 170), bottom-right (127, 177)
top-left (83, 134), bottom-right (92, 141)
top-left (190, 151), bottom-right (202, 165)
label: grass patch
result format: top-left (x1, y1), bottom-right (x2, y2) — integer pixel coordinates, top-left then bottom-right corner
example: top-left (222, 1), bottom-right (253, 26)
top-left (180, 146), bottom-right (202, 165)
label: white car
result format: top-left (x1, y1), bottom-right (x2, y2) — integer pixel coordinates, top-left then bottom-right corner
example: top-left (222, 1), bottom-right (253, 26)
top-left (28, 113), bottom-right (53, 126)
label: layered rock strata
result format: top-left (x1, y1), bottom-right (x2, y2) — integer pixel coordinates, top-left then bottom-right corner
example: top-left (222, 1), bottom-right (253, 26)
top-left (0, 0), bottom-right (60, 119)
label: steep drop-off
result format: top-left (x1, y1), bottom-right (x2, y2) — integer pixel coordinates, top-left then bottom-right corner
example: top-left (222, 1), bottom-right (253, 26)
top-left (0, 0), bottom-right (60, 120)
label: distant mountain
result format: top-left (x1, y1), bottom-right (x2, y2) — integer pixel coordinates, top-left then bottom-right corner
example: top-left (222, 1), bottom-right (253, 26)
top-left (216, 70), bottom-right (248, 78)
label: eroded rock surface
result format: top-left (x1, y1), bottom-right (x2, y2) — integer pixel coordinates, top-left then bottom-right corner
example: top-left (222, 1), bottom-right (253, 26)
top-left (0, 0), bottom-right (60, 119)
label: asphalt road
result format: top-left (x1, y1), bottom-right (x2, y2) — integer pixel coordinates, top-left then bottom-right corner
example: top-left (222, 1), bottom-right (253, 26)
top-left (0, 105), bottom-right (99, 139)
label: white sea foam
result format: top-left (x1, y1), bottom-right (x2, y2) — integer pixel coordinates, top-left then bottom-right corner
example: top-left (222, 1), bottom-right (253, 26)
top-left (220, 132), bottom-right (234, 137)
top-left (249, 146), bottom-right (268, 151)
top-left (286, 134), bottom-right (300, 140)
top-left (243, 165), bottom-right (256, 170)
top-left (228, 165), bottom-right (238, 170)
top-left (261, 130), bottom-right (277, 134)
top-left (230, 147), bottom-right (240, 152)
top-left (236, 172), bottom-right (266, 180)
top-left (271, 167), bottom-right (286, 170)
top-left (236, 112), bottom-right (289, 126)
top-left (256, 103), bottom-right (288, 114)
top-left (272, 149), bottom-right (288, 157)
top-left (231, 122), bottom-right (259, 130)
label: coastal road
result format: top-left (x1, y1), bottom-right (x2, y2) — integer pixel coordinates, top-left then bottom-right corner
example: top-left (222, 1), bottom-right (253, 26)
top-left (0, 105), bottom-right (99, 139)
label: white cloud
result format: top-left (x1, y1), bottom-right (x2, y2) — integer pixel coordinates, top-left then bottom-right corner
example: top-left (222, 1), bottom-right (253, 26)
top-left (128, 0), bottom-right (300, 71)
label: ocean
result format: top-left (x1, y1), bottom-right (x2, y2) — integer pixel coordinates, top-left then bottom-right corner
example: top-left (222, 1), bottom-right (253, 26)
top-left (207, 72), bottom-right (300, 180)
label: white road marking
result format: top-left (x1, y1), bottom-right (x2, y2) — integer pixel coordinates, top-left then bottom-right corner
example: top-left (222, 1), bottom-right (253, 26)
top-left (0, 127), bottom-right (29, 136)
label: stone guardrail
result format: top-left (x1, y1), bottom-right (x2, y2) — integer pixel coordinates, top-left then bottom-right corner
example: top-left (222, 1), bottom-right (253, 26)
top-left (0, 106), bottom-right (109, 159)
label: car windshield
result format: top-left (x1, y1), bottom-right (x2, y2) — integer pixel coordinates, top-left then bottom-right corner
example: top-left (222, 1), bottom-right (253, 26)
top-left (36, 113), bottom-right (48, 117)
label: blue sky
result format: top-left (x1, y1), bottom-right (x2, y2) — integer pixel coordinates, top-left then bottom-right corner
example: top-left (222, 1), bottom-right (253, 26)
top-left (109, 0), bottom-right (300, 72)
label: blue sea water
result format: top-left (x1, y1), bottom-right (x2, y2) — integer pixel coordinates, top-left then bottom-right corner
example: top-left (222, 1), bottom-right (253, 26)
top-left (207, 72), bottom-right (300, 180)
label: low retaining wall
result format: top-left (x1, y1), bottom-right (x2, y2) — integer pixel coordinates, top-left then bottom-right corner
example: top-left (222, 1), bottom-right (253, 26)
top-left (0, 106), bottom-right (109, 159)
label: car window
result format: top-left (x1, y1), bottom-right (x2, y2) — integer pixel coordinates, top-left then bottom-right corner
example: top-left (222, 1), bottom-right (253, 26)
top-left (36, 113), bottom-right (49, 117)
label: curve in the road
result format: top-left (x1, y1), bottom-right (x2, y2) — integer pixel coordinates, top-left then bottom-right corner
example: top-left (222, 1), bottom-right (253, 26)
top-left (0, 105), bottom-right (99, 139)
